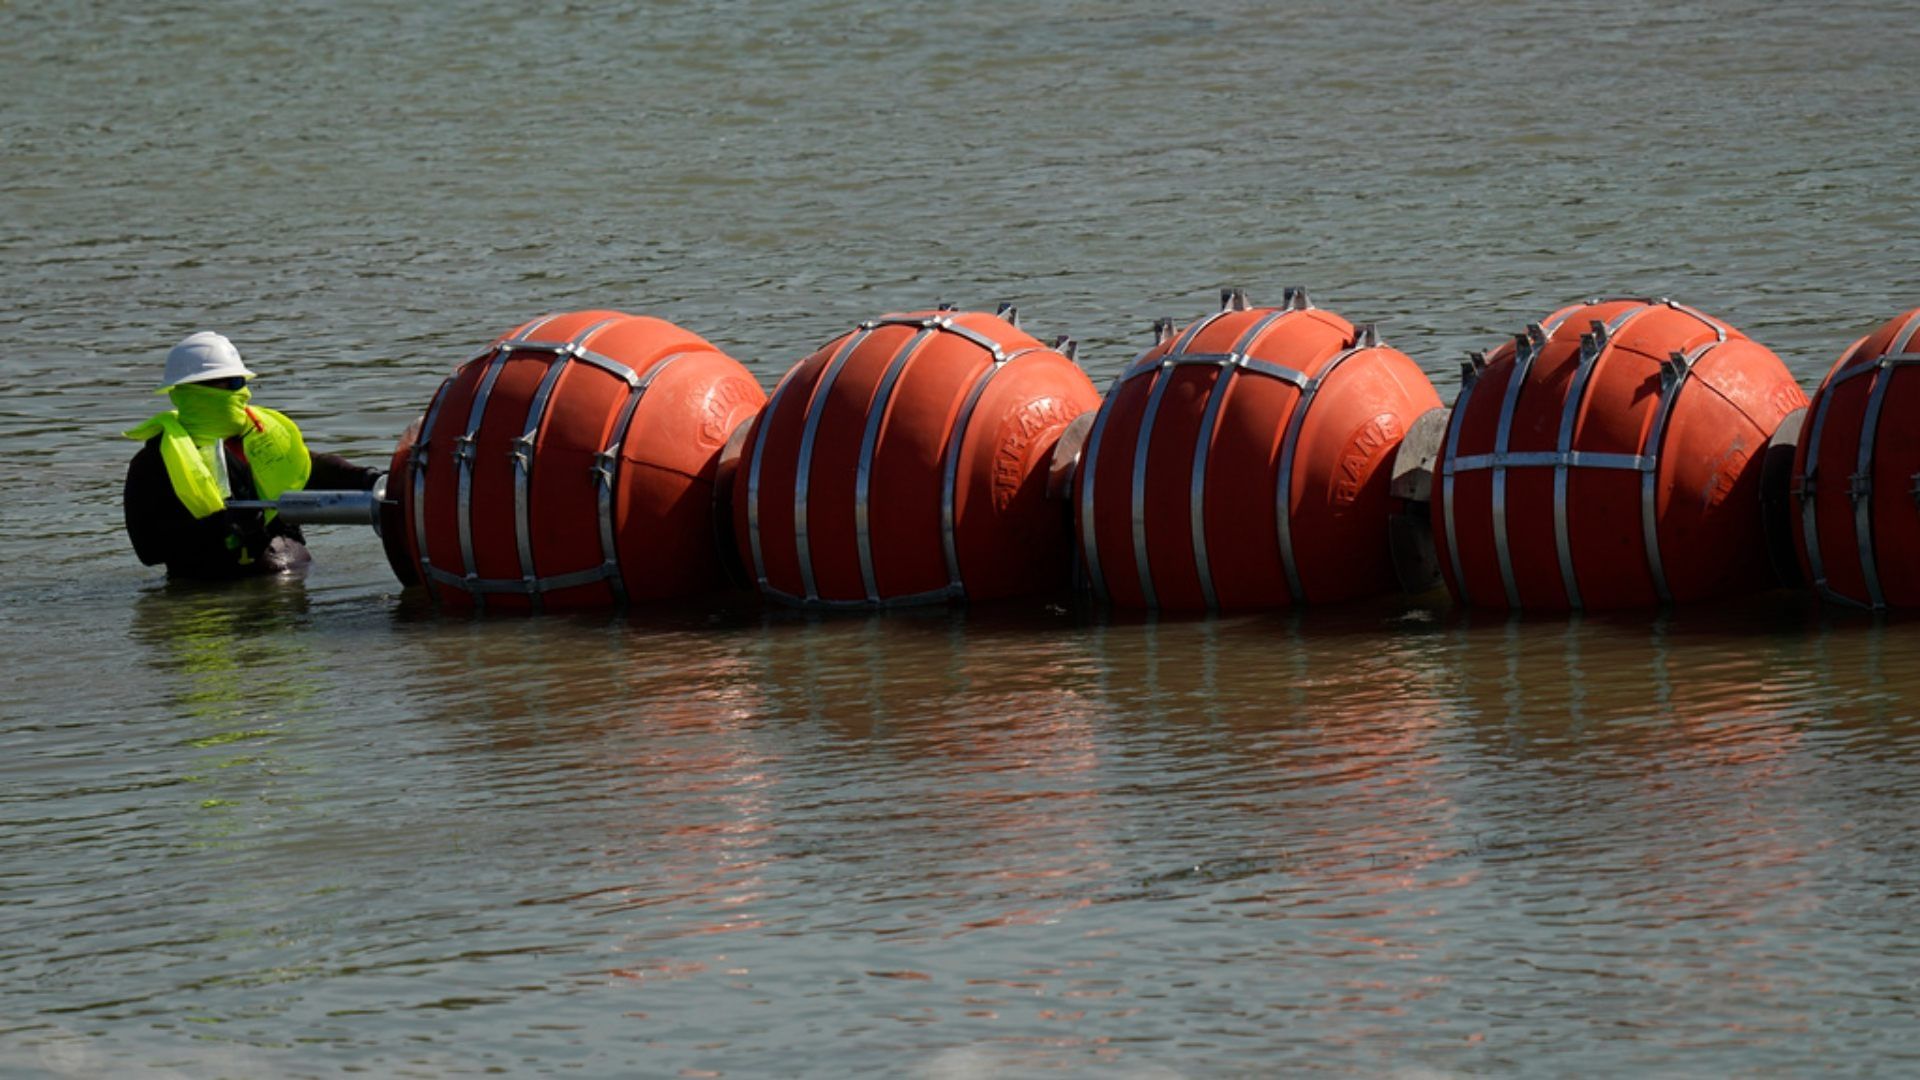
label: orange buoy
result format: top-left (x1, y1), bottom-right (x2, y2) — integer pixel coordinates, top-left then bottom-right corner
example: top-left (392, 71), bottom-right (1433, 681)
top-left (1792, 307), bottom-right (1920, 609)
top-left (734, 305), bottom-right (1099, 607)
top-left (1075, 288), bottom-right (1442, 610)
top-left (378, 417), bottom-right (421, 588)
top-left (1433, 297), bottom-right (1807, 611)
top-left (390, 310), bottom-right (765, 611)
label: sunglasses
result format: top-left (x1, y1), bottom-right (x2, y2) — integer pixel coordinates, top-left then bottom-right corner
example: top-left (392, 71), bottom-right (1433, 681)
top-left (199, 376), bottom-right (249, 391)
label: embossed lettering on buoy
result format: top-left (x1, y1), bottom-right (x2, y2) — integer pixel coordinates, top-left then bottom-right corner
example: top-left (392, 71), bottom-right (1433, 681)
top-left (1335, 413), bottom-right (1403, 508)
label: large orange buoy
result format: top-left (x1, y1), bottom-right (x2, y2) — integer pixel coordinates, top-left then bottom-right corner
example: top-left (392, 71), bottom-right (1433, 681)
top-left (1433, 297), bottom-right (1807, 611)
top-left (734, 305), bottom-right (1100, 607)
top-left (390, 310), bottom-right (765, 611)
top-left (1792, 307), bottom-right (1920, 609)
top-left (1074, 288), bottom-right (1442, 610)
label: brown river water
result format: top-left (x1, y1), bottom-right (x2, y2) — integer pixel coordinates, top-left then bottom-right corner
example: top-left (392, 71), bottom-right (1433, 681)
top-left (4, 1), bottom-right (1920, 1074)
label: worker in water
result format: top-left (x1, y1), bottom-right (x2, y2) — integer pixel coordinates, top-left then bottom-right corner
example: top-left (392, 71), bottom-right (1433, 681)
top-left (124, 331), bottom-right (381, 579)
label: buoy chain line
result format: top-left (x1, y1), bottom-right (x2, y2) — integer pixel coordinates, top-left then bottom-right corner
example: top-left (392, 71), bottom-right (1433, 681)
top-left (1440, 297), bottom-right (1733, 609)
top-left (1796, 308), bottom-right (1920, 610)
top-left (1078, 285), bottom-right (1386, 609)
top-left (747, 310), bottom-right (1044, 610)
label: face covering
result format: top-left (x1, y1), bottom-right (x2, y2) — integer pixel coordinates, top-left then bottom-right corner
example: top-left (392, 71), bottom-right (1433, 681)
top-left (168, 383), bottom-right (254, 442)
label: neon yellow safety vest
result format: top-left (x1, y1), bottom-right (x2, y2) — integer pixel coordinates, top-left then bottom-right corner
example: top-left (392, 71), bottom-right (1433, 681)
top-left (124, 405), bottom-right (312, 520)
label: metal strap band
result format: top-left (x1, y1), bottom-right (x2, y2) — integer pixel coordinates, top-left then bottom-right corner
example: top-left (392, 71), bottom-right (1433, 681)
top-left (1119, 351), bottom-right (1232, 380)
top-left (1477, 306), bottom-right (1588, 607)
top-left (1661, 299), bottom-right (1733, 341)
top-left (1797, 340), bottom-right (1860, 600)
top-left (487, 310), bottom-right (573, 357)
top-left (1824, 351), bottom-right (1920, 389)
top-left (1187, 308), bottom-right (1312, 608)
top-left (418, 314), bottom-right (559, 606)
top-left (1076, 381), bottom-right (1123, 603)
top-left (864, 313), bottom-right (1011, 361)
top-left (1439, 375), bottom-right (1479, 606)
top-left (1888, 319), bottom-right (1920, 362)
top-left (854, 327), bottom-right (938, 602)
top-left (1490, 327), bottom-right (1547, 608)
top-left (409, 374), bottom-right (457, 603)
top-left (455, 348), bottom-right (514, 613)
top-left (757, 581), bottom-right (958, 611)
top-left (591, 355), bottom-right (681, 608)
top-left (940, 348), bottom-right (1042, 596)
top-left (512, 318), bottom-right (620, 612)
top-left (426, 562), bottom-right (615, 596)
top-left (871, 315), bottom-right (1024, 601)
top-left (1438, 304), bottom-right (1592, 607)
top-left (1274, 346), bottom-right (1368, 603)
top-left (1237, 357), bottom-right (1311, 387)
top-left (1848, 314), bottom-right (1920, 609)
top-left (747, 362), bottom-right (809, 591)
top-left (1640, 340), bottom-right (1723, 603)
top-left (793, 328), bottom-right (875, 602)
top-left (1116, 351), bottom-right (1313, 390)
top-left (1188, 364), bottom-right (1236, 610)
top-left (1130, 360), bottom-right (1178, 608)
top-left (1854, 366), bottom-right (1895, 609)
top-left (1448, 450), bottom-right (1651, 474)
top-left (1551, 304), bottom-right (1656, 609)
top-left (570, 347), bottom-right (642, 387)
top-left (1170, 308), bottom-right (1232, 356)
top-left (492, 337), bottom-right (576, 354)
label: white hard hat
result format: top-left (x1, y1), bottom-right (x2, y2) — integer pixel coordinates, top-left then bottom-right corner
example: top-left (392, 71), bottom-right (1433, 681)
top-left (157, 331), bottom-right (257, 392)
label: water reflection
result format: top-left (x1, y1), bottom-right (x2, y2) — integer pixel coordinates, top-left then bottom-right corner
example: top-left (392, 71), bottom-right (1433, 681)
top-left (737, 610), bottom-right (1117, 945)
top-left (129, 576), bottom-right (317, 720)
top-left (126, 580), bottom-right (327, 837)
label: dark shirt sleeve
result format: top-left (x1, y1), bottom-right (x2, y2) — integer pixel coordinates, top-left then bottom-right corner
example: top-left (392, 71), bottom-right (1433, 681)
top-left (308, 452), bottom-right (382, 491)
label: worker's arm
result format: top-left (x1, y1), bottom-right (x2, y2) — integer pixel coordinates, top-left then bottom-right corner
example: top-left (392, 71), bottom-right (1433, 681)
top-left (309, 452), bottom-right (381, 492)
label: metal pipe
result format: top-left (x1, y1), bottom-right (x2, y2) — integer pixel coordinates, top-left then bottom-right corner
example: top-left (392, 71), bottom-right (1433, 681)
top-left (226, 487), bottom-right (381, 526)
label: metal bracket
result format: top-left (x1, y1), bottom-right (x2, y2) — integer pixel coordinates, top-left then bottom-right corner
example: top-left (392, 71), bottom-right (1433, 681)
top-left (1220, 287), bottom-right (1251, 312)
top-left (1660, 350), bottom-right (1686, 393)
top-left (1281, 286), bottom-right (1312, 311)
top-left (1525, 322), bottom-right (1547, 355)
top-left (935, 300), bottom-right (957, 312)
top-left (453, 433), bottom-right (476, 465)
top-left (1052, 334), bottom-right (1078, 363)
top-left (1354, 322), bottom-right (1381, 348)
top-left (1577, 319), bottom-right (1611, 364)
top-left (510, 432), bottom-right (534, 473)
top-left (591, 447), bottom-right (618, 488)
top-left (1152, 317), bottom-right (1176, 345)
top-left (1460, 350), bottom-right (1487, 388)
top-left (1849, 471), bottom-right (1873, 503)
top-left (1577, 332), bottom-right (1600, 365)
top-left (994, 301), bottom-right (1020, 327)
